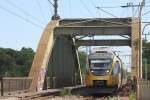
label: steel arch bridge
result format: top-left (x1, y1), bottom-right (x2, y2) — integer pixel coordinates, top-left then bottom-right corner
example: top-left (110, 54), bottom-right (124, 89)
top-left (29, 18), bottom-right (140, 91)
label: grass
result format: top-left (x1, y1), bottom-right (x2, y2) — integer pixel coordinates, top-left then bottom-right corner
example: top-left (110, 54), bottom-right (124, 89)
top-left (129, 92), bottom-right (136, 100)
top-left (60, 88), bottom-right (72, 96)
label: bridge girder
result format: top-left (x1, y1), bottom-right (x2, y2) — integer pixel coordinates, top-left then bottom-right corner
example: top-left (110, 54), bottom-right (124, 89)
top-left (59, 18), bottom-right (131, 26)
top-left (54, 26), bottom-right (131, 36)
top-left (76, 40), bottom-right (131, 47)
top-left (29, 17), bottom-right (139, 92)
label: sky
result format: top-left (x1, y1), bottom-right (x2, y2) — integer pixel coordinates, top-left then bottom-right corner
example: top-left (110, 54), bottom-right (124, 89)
top-left (0, 0), bottom-right (150, 70)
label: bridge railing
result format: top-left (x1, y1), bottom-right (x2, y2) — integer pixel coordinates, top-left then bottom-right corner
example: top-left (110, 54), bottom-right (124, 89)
top-left (0, 76), bottom-right (76, 95)
top-left (0, 77), bottom-right (32, 95)
top-left (0, 77), bottom-right (58, 95)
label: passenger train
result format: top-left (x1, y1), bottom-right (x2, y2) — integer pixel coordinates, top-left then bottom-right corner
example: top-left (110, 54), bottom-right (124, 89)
top-left (85, 47), bottom-right (127, 91)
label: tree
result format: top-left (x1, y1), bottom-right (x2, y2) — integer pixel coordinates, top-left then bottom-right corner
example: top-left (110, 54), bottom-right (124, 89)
top-left (0, 47), bottom-right (35, 77)
top-left (79, 51), bottom-right (87, 77)
top-left (16, 47), bottom-right (35, 76)
top-left (0, 48), bottom-right (17, 76)
top-left (142, 40), bottom-right (150, 80)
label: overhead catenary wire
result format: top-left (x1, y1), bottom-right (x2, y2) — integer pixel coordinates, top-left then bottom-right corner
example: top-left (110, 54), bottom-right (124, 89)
top-left (143, 10), bottom-right (150, 15)
top-left (60, 0), bottom-right (65, 18)
top-left (68, 0), bottom-right (72, 17)
top-left (60, 1), bottom-right (133, 27)
top-left (4, 0), bottom-right (45, 25)
top-left (61, 1), bottom-right (148, 26)
top-left (91, 1), bottom-right (120, 18)
top-left (0, 4), bottom-right (44, 29)
top-left (79, 0), bottom-right (95, 17)
top-left (94, 5), bottom-right (150, 8)
top-left (122, 3), bottom-right (150, 17)
top-left (127, 6), bottom-right (130, 17)
top-left (96, 6), bottom-right (121, 8)
top-left (96, 7), bottom-right (118, 18)
top-left (120, 6), bottom-right (126, 17)
top-left (90, 0), bottom-right (100, 17)
top-left (47, 0), bottom-right (54, 7)
top-left (133, 5), bottom-right (140, 17)
top-left (91, 1), bottom-right (124, 20)
top-left (46, 0), bottom-right (54, 15)
top-left (35, 0), bottom-right (47, 23)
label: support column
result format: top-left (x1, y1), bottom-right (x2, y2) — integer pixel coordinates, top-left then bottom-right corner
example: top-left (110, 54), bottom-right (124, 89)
top-left (131, 18), bottom-right (140, 78)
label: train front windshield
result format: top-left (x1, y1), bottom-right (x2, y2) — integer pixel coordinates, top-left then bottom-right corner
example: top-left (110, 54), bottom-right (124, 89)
top-left (90, 59), bottom-right (111, 69)
top-left (89, 59), bottom-right (112, 76)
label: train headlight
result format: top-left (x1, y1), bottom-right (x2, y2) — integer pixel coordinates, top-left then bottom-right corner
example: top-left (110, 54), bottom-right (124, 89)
top-left (90, 69), bottom-right (95, 75)
top-left (91, 70), bottom-right (94, 73)
top-left (106, 70), bottom-right (110, 73)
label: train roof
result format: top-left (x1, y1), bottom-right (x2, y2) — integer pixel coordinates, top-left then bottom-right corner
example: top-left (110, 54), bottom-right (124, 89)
top-left (91, 47), bottom-right (113, 54)
top-left (88, 53), bottom-right (114, 59)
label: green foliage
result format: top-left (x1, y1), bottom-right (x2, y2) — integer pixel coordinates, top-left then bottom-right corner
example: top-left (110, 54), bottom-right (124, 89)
top-left (129, 92), bottom-right (136, 100)
top-left (143, 40), bottom-right (150, 62)
top-left (78, 51), bottom-right (87, 76)
top-left (0, 47), bottom-right (34, 77)
top-left (142, 40), bottom-right (150, 80)
top-left (60, 88), bottom-right (72, 96)
top-left (0, 48), bottom-right (86, 77)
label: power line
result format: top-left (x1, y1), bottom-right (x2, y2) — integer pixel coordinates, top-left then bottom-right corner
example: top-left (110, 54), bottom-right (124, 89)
top-left (46, 0), bottom-right (53, 18)
top-left (0, 4), bottom-right (44, 29)
top-left (47, 0), bottom-right (54, 6)
top-left (127, 6), bottom-right (130, 17)
top-left (98, 6), bottom-right (121, 8)
top-left (68, 0), bottom-right (72, 17)
top-left (79, 0), bottom-right (95, 17)
top-left (4, 0), bottom-right (45, 25)
top-left (120, 3), bottom-right (150, 17)
top-left (143, 10), bottom-right (150, 15)
top-left (91, 1), bottom-right (117, 18)
top-left (46, 0), bottom-right (61, 20)
top-left (95, 5), bottom-right (150, 8)
top-left (90, 0), bottom-right (101, 17)
top-left (120, 6), bottom-right (126, 17)
top-left (35, 0), bottom-right (47, 23)
top-left (60, 0), bottom-right (65, 18)
top-left (133, 5), bottom-right (140, 16)
top-left (96, 7), bottom-right (118, 18)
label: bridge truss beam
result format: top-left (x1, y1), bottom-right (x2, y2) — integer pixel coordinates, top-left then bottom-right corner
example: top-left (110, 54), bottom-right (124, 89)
top-left (28, 18), bottom-right (140, 92)
top-left (54, 26), bottom-right (131, 36)
top-left (76, 40), bottom-right (131, 47)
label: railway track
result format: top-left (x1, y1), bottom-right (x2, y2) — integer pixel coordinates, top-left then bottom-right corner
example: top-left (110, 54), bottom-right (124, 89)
top-left (18, 85), bottom-right (86, 100)
top-left (1, 85), bottom-right (130, 100)
top-left (23, 94), bottom-right (128, 100)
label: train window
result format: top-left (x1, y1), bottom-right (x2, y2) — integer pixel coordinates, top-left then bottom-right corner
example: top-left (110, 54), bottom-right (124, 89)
top-left (90, 59), bottom-right (111, 69)
top-left (92, 63), bottom-right (109, 68)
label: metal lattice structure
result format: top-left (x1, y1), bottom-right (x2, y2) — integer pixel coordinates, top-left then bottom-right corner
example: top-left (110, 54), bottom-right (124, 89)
top-left (29, 18), bottom-right (140, 91)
